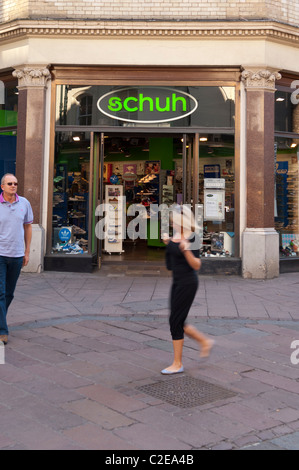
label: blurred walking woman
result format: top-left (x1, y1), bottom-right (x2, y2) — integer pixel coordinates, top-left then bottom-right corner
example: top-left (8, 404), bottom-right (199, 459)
top-left (162, 205), bottom-right (214, 375)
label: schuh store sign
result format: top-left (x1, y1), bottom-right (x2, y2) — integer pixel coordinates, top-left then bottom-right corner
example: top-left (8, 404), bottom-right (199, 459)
top-left (97, 86), bottom-right (198, 124)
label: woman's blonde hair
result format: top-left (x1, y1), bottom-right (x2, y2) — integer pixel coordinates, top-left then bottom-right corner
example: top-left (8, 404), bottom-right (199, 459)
top-left (171, 205), bottom-right (198, 234)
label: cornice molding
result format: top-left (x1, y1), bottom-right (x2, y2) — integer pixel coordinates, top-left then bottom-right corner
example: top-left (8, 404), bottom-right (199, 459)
top-left (0, 19), bottom-right (298, 44)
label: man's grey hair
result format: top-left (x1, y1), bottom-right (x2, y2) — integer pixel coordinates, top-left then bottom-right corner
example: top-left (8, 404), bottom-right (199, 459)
top-left (1, 173), bottom-right (17, 185)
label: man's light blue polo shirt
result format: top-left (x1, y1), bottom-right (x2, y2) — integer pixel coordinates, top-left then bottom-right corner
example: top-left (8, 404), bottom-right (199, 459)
top-left (0, 193), bottom-right (33, 258)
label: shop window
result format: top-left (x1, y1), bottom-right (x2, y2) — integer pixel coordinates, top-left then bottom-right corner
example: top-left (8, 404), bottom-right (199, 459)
top-left (275, 88), bottom-right (299, 134)
top-left (77, 94), bottom-right (93, 126)
top-left (100, 134), bottom-right (235, 259)
top-left (198, 134), bottom-right (235, 257)
top-left (56, 85), bottom-right (235, 129)
top-left (275, 137), bottom-right (299, 258)
top-left (51, 132), bottom-right (90, 255)
top-left (0, 82), bottom-right (18, 181)
top-left (0, 132), bottom-right (17, 178)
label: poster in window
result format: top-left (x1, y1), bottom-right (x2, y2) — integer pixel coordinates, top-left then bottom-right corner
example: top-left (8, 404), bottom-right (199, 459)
top-left (204, 189), bottom-right (225, 221)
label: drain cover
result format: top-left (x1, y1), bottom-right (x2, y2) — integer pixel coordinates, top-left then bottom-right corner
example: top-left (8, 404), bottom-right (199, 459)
top-left (137, 376), bottom-right (237, 408)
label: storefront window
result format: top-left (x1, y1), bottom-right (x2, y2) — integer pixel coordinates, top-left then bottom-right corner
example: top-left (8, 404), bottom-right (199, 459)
top-left (51, 132), bottom-right (91, 255)
top-left (275, 87), bottom-right (299, 134)
top-left (53, 84), bottom-right (236, 262)
top-left (56, 85), bottom-right (235, 129)
top-left (199, 134), bottom-right (235, 257)
top-left (100, 133), bottom-right (235, 258)
top-left (0, 82), bottom-right (18, 180)
top-left (275, 137), bottom-right (299, 258)
top-left (0, 132), bottom-right (17, 178)
top-left (78, 94), bottom-right (93, 126)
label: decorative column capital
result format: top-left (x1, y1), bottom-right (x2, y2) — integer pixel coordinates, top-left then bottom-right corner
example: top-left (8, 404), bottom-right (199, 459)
top-left (12, 65), bottom-right (51, 89)
top-left (241, 68), bottom-right (282, 91)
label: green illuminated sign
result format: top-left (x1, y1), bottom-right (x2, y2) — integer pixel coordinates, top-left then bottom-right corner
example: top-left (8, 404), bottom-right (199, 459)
top-left (97, 87), bottom-right (198, 124)
top-left (108, 93), bottom-right (187, 113)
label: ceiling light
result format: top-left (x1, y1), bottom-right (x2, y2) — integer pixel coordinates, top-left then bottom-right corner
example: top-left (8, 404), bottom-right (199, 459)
top-left (276, 97), bottom-right (285, 102)
top-left (200, 137), bottom-right (208, 142)
top-left (73, 136), bottom-right (80, 141)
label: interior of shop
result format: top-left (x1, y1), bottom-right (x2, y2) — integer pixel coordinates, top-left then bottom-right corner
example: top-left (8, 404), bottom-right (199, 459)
top-left (52, 132), bottom-right (91, 255)
top-left (52, 132), bottom-right (235, 262)
top-left (275, 137), bottom-right (299, 258)
top-left (0, 84), bottom-right (18, 177)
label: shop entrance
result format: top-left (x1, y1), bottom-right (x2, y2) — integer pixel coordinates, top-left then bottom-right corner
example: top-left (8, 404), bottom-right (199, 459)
top-left (92, 131), bottom-right (236, 267)
top-left (48, 79), bottom-right (238, 273)
top-left (48, 130), bottom-right (236, 272)
top-left (94, 133), bottom-right (194, 264)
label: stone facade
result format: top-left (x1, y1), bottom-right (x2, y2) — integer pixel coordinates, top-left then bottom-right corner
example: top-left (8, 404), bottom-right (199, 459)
top-left (0, 0), bottom-right (28, 23)
top-left (1, 1), bottom-right (298, 279)
top-left (0, 0), bottom-right (298, 26)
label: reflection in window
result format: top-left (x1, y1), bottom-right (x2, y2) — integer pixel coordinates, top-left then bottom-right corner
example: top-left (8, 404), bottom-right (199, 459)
top-left (56, 85), bottom-right (235, 129)
top-left (275, 88), bottom-right (299, 134)
top-left (0, 82), bottom-right (18, 180)
top-left (275, 138), bottom-right (299, 258)
top-left (77, 95), bottom-right (93, 126)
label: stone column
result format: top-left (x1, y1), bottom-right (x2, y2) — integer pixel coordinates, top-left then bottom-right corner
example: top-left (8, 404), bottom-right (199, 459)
top-left (241, 68), bottom-right (281, 279)
top-left (12, 65), bottom-right (51, 272)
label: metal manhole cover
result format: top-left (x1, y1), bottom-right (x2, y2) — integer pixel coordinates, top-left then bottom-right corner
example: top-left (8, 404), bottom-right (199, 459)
top-left (137, 376), bottom-right (237, 408)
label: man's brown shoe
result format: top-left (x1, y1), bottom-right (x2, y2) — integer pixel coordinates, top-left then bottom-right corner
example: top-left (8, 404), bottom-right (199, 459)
top-left (0, 335), bottom-right (8, 345)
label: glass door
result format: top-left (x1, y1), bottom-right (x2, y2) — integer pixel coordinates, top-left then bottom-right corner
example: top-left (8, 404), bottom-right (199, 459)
top-left (93, 132), bottom-right (190, 264)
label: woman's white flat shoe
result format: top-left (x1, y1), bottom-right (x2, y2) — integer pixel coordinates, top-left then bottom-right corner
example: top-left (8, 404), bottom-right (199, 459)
top-left (161, 366), bottom-right (184, 375)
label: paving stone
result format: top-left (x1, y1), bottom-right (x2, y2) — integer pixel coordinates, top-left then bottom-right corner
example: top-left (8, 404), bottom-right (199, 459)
top-left (63, 399), bottom-right (136, 430)
top-left (77, 383), bottom-right (148, 413)
top-left (271, 432), bottom-right (299, 450)
top-left (212, 403), bottom-right (281, 431)
top-left (242, 370), bottom-right (299, 394)
top-left (63, 423), bottom-right (137, 450)
top-left (23, 364), bottom-right (93, 388)
top-left (114, 423), bottom-right (191, 450)
top-left (183, 409), bottom-right (254, 440)
top-left (9, 395), bottom-right (85, 431)
top-left (241, 442), bottom-right (283, 450)
top-left (211, 442), bottom-right (234, 450)
top-left (15, 376), bottom-right (83, 404)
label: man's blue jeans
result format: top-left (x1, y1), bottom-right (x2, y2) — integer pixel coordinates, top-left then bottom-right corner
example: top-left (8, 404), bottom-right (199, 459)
top-left (0, 256), bottom-right (23, 335)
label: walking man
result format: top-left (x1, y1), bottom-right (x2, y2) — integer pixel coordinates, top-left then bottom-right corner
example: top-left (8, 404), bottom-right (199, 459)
top-left (0, 174), bottom-right (33, 344)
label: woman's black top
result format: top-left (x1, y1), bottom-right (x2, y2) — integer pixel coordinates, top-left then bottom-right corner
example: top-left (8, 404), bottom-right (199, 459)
top-left (166, 233), bottom-right (200, 283)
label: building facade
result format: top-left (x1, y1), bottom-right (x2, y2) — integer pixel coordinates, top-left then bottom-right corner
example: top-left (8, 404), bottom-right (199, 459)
top-left (0, 0), bottom-right (299, 278)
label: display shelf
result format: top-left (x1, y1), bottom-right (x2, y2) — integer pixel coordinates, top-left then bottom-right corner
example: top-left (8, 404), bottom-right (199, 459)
top-left (104, 185), bottom-right (124, 254)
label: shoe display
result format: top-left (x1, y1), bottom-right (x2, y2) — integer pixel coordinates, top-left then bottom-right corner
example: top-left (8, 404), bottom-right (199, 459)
top-left (108, 238), bottom-right (118, 243)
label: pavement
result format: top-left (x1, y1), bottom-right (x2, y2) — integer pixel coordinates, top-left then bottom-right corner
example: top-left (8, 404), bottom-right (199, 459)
top-left (1, 268), bottom-right (299, 450)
